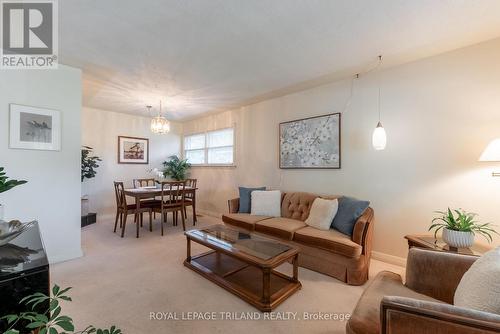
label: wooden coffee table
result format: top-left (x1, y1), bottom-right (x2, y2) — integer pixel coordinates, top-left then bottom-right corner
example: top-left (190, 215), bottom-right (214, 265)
top-left (184, 225), bottom-right (301, 312)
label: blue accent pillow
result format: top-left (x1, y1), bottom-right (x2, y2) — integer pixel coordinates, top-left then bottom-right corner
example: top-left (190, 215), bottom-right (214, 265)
top-left (238, 186), bottom-right (266, 213)
top-left (331, 196), bottom-right (370, 236)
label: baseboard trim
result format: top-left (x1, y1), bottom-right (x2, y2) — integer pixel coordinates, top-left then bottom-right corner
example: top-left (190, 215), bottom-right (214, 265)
top-left (48, 248), bottom-right (83, 264)
top-left (372, 251), bottom-right (406, 267)
top-left (197, 209), bottom-right (222, 219)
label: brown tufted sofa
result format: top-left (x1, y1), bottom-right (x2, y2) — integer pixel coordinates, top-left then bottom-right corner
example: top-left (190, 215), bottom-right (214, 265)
top-left (222, 192), bottom-right (374, 285)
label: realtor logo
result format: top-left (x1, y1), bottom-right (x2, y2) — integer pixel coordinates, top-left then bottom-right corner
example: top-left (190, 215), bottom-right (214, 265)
top-left (1, 0), bottom-right (58, 69)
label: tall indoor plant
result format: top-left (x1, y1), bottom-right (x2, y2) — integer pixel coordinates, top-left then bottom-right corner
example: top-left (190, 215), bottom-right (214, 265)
top-left (429, 208), bottom-right (498, 248)
top-left (81, 146), bottom-right (101, 216)
top-left (162, 155), bottom-right (191, 181)
top-left (0, 167), bottom-right (27, 220)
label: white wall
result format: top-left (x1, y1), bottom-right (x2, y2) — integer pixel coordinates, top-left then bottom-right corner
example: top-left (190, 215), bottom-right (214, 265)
top-left (183, 38), bottom-right (500, 259)
top-left (0, 65), bottom-right (83, 263)
top-left (81, 107), bottom-right (182, 218)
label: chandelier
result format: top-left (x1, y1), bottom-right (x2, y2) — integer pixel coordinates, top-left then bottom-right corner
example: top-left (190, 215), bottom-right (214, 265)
top-left (149, 101), bottom-right (170, 134)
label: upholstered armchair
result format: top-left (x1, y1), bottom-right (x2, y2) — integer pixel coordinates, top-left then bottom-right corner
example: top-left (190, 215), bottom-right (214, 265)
top-left (346, 247), bottom-right (500, 334)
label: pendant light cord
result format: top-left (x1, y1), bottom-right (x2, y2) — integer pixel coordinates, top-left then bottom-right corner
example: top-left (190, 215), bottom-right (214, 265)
top-left (343, 55), bottom-right (383, 114)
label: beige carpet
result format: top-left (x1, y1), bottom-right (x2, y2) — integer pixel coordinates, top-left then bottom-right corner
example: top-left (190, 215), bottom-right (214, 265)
top-left (51, 214), bottom-right (404, 334)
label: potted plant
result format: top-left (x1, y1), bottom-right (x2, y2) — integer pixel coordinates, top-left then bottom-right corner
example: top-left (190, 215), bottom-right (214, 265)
top-left (81, 146), bottom-right (101, 217)
top-left (429, 208), bottom-right (498, 248)
top-left (162, 155), bottom-right (191, 181)
top-left (1, 284), bottom-right (121, 334)
top-left (0, 167), bottom-right (27, 221)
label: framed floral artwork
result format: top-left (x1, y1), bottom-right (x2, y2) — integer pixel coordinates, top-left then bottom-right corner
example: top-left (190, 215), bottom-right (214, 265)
top-left (118, 136), bottom-right (149, 164)
top-left (279, 113), bottom-right (341, 169)
top-left (9, 104), bottom-right (61, 151)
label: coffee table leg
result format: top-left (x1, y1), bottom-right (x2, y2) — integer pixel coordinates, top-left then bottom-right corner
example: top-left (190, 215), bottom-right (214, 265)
top-left (186, 237), bottom-right (191, 262)
top-left (262, 268), bottom-right (271, 304)
top-left (293, 254), bottom-right (299, 282)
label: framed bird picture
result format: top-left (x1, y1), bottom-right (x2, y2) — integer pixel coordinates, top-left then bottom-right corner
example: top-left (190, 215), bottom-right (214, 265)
top-left (118, 136), bottom-right (149, 164)
top-left (9, 104), bottom-right (61, 151)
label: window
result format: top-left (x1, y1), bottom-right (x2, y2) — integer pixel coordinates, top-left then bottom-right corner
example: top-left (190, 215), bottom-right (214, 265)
top-left (184, 128), bottom-right (234, 165)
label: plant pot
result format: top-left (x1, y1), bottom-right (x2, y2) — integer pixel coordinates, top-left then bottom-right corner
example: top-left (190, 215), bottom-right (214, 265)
top-left (0, 203), bottom-right (4, 221)
top-left (442, 228), bottom-right (474, 248)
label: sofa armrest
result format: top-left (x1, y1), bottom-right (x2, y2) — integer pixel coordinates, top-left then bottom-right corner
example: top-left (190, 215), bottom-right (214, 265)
top-left (405, 248), bottom-right (477, 303)
top-left (381, 296), bottom-right (500, 334)
top-left (228, 198), bottom-right (239, 213)
top-left (352, 207), bottom-right (374, 255)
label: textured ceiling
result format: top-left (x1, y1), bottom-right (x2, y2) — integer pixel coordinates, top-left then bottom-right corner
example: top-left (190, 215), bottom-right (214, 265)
top-left (59, 0), bottom-right (500, 120)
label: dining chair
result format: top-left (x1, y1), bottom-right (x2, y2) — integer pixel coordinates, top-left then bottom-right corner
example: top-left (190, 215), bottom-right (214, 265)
top-left (133, 178), bottom-right (156, 188)
top-left (133, 178), bottom-right (159, 219)
top-left (183, 178), bottom-right (197, 225)
top-left (113, 181), bottom-right (153, 238)
top-left (152, 181), bottom-right (187, 235)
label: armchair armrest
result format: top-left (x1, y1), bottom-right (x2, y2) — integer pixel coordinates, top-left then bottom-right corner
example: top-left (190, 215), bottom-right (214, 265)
top-left (405, 248), bottom-right (477, 303)
top-left (352, 207), bottom-right (374, 255)
top-left (228, 198), bottom-right (239, 213)
top-left (381, 296), bottom-right (500, 334)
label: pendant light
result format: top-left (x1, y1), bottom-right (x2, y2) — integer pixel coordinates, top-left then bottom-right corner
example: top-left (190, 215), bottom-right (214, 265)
top-left (150, 100), bottom-right (170, 134)
top-left (372, 56), bottom-right (387, 150)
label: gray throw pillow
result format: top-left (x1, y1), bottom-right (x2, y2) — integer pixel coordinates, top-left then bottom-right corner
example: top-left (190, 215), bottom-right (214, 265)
top-left (331, 196), bottom-right (370, 236)
top-left (238, 186), bottom-right (266, 213)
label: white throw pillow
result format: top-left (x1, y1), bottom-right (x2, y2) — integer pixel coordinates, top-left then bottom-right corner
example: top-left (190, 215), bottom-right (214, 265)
top-left (305, 198), bottom-right (339, 230)
top-left (251, 190), bottom-right (281, 217)
top-left (454, 247), bottom-right (500, 314)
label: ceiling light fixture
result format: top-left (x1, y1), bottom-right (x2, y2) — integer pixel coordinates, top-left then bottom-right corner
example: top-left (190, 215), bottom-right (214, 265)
top-left (372, 55), bottom-right (387, 151)
top-left (150, 100), bottom-right (170, 134)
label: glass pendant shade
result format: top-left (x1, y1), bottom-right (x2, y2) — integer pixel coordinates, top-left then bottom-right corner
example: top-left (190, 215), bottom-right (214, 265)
top-left (372, 121), bottom-right (387, 150)
top-left (150, 116), bottom-right (170, 134)
top-left (149, 102), bottom-right (170, 134)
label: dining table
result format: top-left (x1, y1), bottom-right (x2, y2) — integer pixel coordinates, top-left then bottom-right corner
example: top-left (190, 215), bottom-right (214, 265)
top-left (124, 185), bottom-right (198, 224)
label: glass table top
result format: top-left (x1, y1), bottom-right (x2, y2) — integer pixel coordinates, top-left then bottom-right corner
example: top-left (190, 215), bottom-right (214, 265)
top-left (188, 225), bottom-right (293, 260)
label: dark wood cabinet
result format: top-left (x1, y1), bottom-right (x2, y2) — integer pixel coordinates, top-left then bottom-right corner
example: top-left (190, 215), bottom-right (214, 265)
top-left (0, 222), bottom-right (49, 333)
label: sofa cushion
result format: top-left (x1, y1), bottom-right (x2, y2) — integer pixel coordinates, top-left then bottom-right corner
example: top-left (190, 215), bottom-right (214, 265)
top-left (454, 247), bottom-right (500, 314)
top-left (222, 213), bottom-right (271, 231)
top-left (238, 186), bottom-right (266, 213)
top-left (281, 192), bottom-right (320, 221)
top-left (346, 271), bottom-right (441, 334)
top-left (255, 217), bottom-right (307, 240)
top-left (305, 198), bottom-right (339, 230)
top-left (293, 226), bottom-right (362, 258)
top-left (251, 190), bottom-right (281, 217)
top-left (331, 196), bottom-right (370, 236)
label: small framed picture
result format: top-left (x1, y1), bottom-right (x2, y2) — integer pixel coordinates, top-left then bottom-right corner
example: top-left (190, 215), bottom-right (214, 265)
top-left (9, 104), bottom-right (61, 151)
top-left (118, 136), bottom-right (149, 164)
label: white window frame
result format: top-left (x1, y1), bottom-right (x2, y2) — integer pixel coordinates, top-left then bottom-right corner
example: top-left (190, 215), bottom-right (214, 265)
top-left (183, 126), bottom-right (236, 167)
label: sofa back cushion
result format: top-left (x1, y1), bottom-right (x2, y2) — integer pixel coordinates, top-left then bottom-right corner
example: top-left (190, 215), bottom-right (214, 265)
top-left (251, 190), bottom-right (281, 217)
top-left (305, 198), bottom-right (339, 230)
top-left (238, 186), bottom-right (266, 213)
top-left (281, 192), bottom-right (319, 221)
top-left (331, 196), bottom-right (370, 236)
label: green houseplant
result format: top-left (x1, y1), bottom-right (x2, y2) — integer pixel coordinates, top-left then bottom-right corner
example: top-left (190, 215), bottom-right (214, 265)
top-left (81, 147), bottom-right (102, 217)
top-left (0, 167), bottom-right (28, 220)
top-left (81, 146), bottom-right (102, 182)
top-left (1, 285), bottom-right (121, 334)
top-left (162, 155), bottom-right (191, 181)
top-left (429, 208), bottom-right (498, 248)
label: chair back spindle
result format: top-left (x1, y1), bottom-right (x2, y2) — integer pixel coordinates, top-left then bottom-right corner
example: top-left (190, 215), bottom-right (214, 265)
top-left (185, 178), bottom-right (197, 200)
top-left (113, 181), bottom-right (127, 209)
